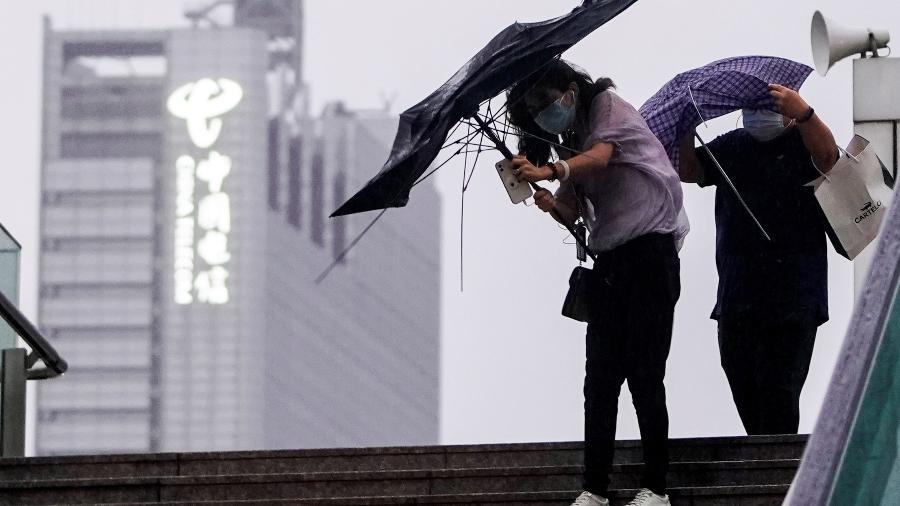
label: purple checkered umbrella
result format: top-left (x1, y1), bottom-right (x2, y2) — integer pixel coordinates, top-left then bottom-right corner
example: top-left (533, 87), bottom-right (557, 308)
top-left (639, 55), bottom-right (813, 170)
top-left (639, 56), bottom-right (813, 240)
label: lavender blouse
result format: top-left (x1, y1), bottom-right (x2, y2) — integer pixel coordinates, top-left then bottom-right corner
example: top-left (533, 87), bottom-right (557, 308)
top-left (555, 90), bottom-right (687, 253)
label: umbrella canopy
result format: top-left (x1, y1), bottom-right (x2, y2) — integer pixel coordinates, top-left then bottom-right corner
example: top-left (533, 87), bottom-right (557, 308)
top-left (638, 55), bottom-right (813, 170)
top-left (639, 55), bottom-right (814, 241)
top-left (331, 0), bottom-right (639, 217)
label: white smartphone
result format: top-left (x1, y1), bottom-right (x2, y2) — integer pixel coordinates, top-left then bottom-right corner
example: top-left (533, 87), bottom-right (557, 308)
top-left (495, 158), bottom-right (533, 204)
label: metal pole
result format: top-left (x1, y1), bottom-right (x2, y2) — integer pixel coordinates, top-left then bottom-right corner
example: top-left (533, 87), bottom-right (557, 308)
top-left (1, 348), bottom-right (26, 457)
top-left (852, 57), bottom-right (900, 296)
top-left (694, 133), bottom-right (771, 241)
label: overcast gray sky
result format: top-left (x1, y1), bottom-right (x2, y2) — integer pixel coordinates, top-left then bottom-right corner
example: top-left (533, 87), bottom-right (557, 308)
top-left (3, 0), bottom-right (896, 449)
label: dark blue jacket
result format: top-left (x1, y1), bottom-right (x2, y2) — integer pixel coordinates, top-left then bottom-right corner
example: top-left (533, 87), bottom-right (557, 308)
top-left (697, 128), bottom-right (828, 326)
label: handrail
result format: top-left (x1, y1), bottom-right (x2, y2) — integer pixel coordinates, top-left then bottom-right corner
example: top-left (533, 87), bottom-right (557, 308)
top-left (0, 288), bottom-right (67, 378)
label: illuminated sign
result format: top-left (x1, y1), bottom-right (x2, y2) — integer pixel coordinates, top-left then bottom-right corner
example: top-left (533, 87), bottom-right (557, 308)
top-left (168, 78), bottom-right (243, 305)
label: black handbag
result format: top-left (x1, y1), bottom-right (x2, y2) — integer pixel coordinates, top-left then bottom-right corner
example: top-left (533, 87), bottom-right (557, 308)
top-left (561, 266), bottom-right (594, 323)
top-left (560, 185), bottom-right (596, 323)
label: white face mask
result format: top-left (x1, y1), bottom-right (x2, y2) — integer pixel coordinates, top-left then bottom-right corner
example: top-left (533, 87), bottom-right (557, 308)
top-left (742, 109), bottom-right (788, 142)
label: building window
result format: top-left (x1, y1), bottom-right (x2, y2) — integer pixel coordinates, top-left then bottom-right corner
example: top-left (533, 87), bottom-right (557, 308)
top-left (267, 119), bottom-right (280, 210)
top-left (287, 138), bottom-right (302, 228)
top-left (60, 133), bottom-right (161, 159)
top-left (332, 172), bottom-right (346, 263)
top-left (311, 147), bottom-right (324, 246)
top-left (61, 85), bottom-right (162, 120)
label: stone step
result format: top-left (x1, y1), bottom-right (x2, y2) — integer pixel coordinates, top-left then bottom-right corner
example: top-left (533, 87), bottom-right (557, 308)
top-left (116, 486), bottom-right (789, 506)
top-left (0, 435), bottom-right (806, 481)
top-left (0, 461), bottom-right (799, 505)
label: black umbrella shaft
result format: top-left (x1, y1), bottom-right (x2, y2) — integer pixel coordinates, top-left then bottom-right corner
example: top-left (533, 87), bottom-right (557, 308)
top-left (472, 114), bottom-right (537, 192)
top-left (473, 114), bottom-right (514, 159)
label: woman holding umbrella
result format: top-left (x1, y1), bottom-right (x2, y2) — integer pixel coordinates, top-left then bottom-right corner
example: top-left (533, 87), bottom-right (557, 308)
top-left (508, 60), bottom-right (684, 506)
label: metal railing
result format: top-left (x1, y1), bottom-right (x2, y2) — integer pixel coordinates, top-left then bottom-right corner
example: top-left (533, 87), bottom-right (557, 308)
top-left (0, 287), bottom-right (67, 457)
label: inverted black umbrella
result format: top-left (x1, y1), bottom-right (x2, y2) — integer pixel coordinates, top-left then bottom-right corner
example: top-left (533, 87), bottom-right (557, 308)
top-left (330, 0), bottom-right (639, 218)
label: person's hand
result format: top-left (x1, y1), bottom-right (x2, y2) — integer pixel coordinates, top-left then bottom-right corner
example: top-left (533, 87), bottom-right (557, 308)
top-left (511, 155), bottom-right (553, 183)
top-left (533, 189), bottom-right (555, 213)
top-left (768, 84), bottom-right (810, 121)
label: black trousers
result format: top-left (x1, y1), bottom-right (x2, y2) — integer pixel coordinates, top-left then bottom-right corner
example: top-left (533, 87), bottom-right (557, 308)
top-left (717, 318), bottom-right (817, 435)
top-left (582, 233), bottom-right (680, 497)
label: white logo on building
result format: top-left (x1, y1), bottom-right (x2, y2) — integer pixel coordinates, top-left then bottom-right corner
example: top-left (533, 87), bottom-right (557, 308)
top-left (167, 78), bottom-right (243, 149)
top-left (170, 78), bottom-right (243, 305)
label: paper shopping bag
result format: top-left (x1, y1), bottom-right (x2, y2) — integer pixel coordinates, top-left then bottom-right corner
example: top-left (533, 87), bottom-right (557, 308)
top-left (808, 134), bottom-right (895, 259)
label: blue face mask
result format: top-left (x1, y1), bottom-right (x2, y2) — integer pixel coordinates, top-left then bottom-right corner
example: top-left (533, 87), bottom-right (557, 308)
top-left (534, 91), bottom-right (576, 135)
top-left (742, 109), bottom-right (788, 142)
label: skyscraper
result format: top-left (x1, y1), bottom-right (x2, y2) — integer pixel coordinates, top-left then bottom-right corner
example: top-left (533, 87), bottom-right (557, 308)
top-left (36, 1), bottom-right (440, 455)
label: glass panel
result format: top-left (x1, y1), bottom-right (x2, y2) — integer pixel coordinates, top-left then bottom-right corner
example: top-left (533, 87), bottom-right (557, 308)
top-left (830, 284), bottom-right (900, 505)
top-left (0, 222), bottom-right (21, 350)
top-left (62, 85), bottom-right (163, 119)
top-left (37, 409), bottom-right (151, 454)
top-left (267, 118), bottom-right (281, 210)
top-left (311, 148), bottom-right (324, 246)
top-left (287, 138), bottom-right (302, 228)
top-left (60, 133), bottom-right (161, 159)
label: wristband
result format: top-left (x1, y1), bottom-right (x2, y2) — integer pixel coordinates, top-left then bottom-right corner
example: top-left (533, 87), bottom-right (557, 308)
top-left (556, 159), bottom-right (571, 181)
top-left (796, 106), bottom-right (815, 124)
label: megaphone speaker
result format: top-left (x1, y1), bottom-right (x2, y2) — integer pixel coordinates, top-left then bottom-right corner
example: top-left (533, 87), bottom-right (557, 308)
top-left (811, 10), bottom-right (890, 76)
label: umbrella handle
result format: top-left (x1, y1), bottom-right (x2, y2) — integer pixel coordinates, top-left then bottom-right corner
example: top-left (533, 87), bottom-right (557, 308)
top-left (529, 181), bottom-right (598, 262)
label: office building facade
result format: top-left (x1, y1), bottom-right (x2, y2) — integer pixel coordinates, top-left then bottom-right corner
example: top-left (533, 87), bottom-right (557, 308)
top-left (36, 1), bottom-right (440, 455)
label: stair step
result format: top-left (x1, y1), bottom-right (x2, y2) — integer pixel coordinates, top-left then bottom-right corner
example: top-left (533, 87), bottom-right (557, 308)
top-left (0, 435), bottom-right (806, 481)
top-left (0, 461), bottom-right (799, 505)
top-left (89, 486), bottom-right (794, 506)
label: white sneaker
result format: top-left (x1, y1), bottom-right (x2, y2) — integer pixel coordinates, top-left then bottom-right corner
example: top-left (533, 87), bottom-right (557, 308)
top-left (571, 490), bottom-right (610, 506)
top-left (626, 488), bottom-right (670, 506)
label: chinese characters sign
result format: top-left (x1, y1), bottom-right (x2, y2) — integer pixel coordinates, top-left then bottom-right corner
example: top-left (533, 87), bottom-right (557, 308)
top-left (168, 78), bottom-right (243, 305)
